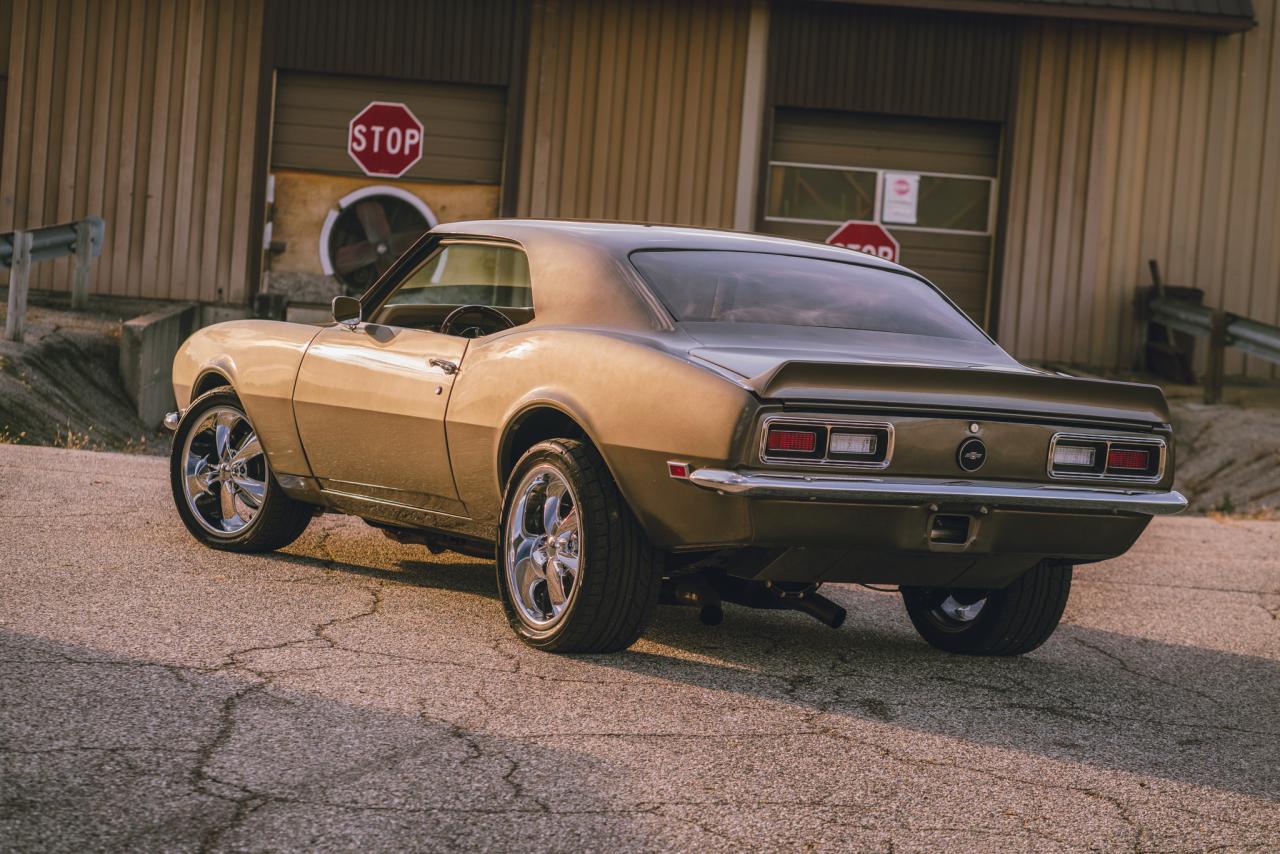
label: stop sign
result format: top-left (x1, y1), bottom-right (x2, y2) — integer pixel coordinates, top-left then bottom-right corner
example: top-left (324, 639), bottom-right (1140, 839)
top-left (826, 220), bottom-right (900, 263)
top-left (348, 101), bottom-right (424, 178)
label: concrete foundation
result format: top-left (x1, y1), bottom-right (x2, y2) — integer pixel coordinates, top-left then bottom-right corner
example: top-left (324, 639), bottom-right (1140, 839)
top-left (119, 303), bottom-right (198, 428)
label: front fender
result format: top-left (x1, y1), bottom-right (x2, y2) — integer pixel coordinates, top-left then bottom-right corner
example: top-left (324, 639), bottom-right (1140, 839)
top-left (172, 320), bottom-right (322, 479)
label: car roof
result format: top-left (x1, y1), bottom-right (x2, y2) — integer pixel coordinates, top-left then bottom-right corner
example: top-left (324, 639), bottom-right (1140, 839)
top-left (433, 218), bottom-right (911, 276)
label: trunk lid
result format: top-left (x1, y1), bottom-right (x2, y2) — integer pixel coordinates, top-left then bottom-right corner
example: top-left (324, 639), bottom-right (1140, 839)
top-left (682, 324), bottom-right (1170, 425)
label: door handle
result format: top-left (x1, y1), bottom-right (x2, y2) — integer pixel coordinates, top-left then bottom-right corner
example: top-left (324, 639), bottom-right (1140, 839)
top-left (429, 358), bottom-right (459, 375)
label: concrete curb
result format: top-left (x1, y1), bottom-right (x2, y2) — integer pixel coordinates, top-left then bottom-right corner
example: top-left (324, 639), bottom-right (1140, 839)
top-left (118, 303), bottom-right (198, 428)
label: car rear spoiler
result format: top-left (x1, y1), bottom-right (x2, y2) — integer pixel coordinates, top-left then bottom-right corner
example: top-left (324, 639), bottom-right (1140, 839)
top-left (748, 362), bottom-right (1172, 425)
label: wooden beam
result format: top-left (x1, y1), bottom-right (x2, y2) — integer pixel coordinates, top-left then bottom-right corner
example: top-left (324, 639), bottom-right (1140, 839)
top-left (4, 230), bottom-right (32, 342)
top-left (733, 0), bottom-right (769, 231)
top-left (70, 219), bottom-right (91, 310)
top-left (1204, 309), bottom-right (1229, 404)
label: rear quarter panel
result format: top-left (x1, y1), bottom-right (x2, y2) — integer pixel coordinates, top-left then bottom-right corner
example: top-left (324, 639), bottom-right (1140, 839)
top-left (172, 320), bottom-right (321, 479)
top-left (446, 329), bottom-right (757, 547)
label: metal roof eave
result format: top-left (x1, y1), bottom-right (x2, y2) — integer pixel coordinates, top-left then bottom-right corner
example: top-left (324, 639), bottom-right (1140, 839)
top-left (808, 0), bottom-right (1257, 34)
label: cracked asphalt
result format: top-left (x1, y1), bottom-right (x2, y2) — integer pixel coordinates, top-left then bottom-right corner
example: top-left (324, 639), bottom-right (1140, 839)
top-left (1, 445), bottom-right (1278, 852)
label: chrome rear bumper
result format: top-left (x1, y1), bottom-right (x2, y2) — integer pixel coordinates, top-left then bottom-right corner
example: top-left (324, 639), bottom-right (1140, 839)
top-left (688, 468), bottom-right (1187, 516)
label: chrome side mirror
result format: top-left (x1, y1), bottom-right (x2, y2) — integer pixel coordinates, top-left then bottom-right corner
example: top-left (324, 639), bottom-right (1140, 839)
top-left (332, 295), bottom-right (362, 330)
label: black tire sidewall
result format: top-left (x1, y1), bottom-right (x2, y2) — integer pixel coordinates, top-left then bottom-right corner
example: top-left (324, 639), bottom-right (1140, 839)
top-left (901, 585), bottom-right (1007, 654)
top-left (901, 560), bottom-right (1073, 656)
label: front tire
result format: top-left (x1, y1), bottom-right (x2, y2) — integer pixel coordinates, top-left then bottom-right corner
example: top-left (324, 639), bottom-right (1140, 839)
top-left (901, 560), bottom-right (1073, 656)
top-left (170, 387), bottom-right (313, 553)
top-left (497, 439), bottom-right (661, 653)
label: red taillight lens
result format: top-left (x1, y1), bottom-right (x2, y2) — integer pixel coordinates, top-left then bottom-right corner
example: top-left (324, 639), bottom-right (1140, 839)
top-left (1107, 448), bottom-right (1150, 470)
top-left (766, 428), bottom-right (818, 453)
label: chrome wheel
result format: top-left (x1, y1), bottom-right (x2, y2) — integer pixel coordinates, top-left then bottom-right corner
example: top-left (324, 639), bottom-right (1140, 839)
top-left (938, 594), bottom-right (987, 623)
top-left (925, 591), bottom-right (989, 632)
top-left (504, 465), bottom-right (582, 630)
top-left (180, 406), bottom-right (267, 536)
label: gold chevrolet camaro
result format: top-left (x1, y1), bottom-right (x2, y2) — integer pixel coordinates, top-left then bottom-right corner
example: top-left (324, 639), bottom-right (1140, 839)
top-left (166, 220), bottom-right (1186, 655)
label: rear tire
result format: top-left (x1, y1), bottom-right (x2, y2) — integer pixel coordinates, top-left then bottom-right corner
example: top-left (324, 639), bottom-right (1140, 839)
top-left (901, 560), bottom-right (1072, 656)
top-left (170, 387), bottom-right (314, 553)
top-left (497, 439), bottom-right (661, 653)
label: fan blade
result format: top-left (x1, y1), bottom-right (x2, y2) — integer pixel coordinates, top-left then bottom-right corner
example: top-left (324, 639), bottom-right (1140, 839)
top-left (356, 200), bottom-right (393, 245)
top-left (333, 241), bottom-right (378, 275)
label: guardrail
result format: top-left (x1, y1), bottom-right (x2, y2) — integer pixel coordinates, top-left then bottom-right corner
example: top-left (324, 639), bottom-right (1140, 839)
top-left (1, 216), bottom-right (106, 343)
top-left (1144, 261), bottom-right (1280, 404)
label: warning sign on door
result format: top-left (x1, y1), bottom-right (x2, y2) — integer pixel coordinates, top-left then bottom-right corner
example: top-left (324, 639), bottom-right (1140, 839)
top-left (881, 172), bottom-right (919, 225)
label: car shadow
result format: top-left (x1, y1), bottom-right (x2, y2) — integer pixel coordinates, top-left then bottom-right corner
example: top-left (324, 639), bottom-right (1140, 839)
top-left (617, 590), bottom-right (1280, 801)
top-left (262, 543), bottom-right (1279, 801)
top-left (0, 629), bottom-right (660, 851)
top-left (269, 547), bottom-right (498, 598)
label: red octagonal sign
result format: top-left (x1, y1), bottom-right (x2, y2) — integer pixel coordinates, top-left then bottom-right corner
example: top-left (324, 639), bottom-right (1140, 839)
top-left (826, 220), bottom-right (900, 264)
top-left (348, 101), bottom-right (424, 178)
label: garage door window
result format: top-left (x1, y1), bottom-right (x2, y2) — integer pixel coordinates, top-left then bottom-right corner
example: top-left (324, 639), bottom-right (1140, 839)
top-left (767, 165), bottom-right (877, 223)
top-left (766, 163), bottom-right (994, 236)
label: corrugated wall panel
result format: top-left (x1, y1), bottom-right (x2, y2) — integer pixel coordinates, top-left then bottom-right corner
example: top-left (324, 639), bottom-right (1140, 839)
top-left (771, 1), bottom-right (1020, 122)
top-left (269, 0), bottom-right (523, 87)
top-left (517, 0), bottom-right (750, 227)
top-left (999, 1), bottom-right (1280, 377)
top-left (0, 0), bottom-right (11, 71)
top-left (0, 0), bottom-right (265, 303)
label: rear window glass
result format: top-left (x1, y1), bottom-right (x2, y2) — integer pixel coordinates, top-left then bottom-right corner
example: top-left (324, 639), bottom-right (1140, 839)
top-left (629, 250), bottom-right (985, 341)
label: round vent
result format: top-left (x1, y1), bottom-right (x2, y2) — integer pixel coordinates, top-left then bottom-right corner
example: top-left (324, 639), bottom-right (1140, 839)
top-left (320, 186), bottom-right (437, 294)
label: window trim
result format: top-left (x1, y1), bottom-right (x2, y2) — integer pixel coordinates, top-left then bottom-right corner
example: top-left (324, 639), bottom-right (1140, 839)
top-left (764, 160), bottom-right (999, 237)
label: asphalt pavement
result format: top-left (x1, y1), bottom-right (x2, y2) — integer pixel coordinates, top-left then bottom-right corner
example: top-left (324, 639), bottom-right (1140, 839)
top-left (1, 444), bottom-right (1277, 852)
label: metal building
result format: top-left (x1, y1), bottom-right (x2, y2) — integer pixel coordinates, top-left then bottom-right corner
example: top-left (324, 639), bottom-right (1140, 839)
top-left (1, 0), bottom-right (1275, 376)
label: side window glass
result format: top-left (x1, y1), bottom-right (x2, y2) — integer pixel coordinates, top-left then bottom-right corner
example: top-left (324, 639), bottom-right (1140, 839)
top-left (385, 244), bottom-right (532, 309)
top-left (373, 243), bottom-right (534, 332)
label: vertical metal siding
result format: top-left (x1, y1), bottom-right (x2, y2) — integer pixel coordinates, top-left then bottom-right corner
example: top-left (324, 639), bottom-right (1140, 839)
top-left (770, 1), bottom-right (1020, 122)
top-left (1000, 2), bottom-right (1280, 377)
top-left (517, 0), bottom-right (750, 227)
top-left (269, 0), bottom-right (524, 87)
top-left (0, 0), bottom-right (266, 303)
top-left (0, 0), bottom-right (10, 71)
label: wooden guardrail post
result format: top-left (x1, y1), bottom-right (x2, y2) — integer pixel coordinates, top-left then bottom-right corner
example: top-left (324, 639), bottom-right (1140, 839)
top-left (3, 231), bottom-right (32, 343)
top-left (1204, 309), bottom-right (1228, 405)
top-left (70, 220), bottom-right (93, 311)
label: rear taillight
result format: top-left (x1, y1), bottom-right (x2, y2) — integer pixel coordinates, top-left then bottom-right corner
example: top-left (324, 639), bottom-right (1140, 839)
top-left (766, 428), bottom-right (819, 453)
top-left (829, 432), bottom-right (876, 456)
top-left (1106, 448), bottom-right (1149, 470)
top-left (1103, 443), bottom-right (1160, 477)
top-left (1050, 439), bottom-right (1106, 475)
top-left (1051, 445), bottom-right (1096, 468)
top-left (761, 420), bottom-right (891, 466)
top-left (1049, 435), bottom-right (1162, 480)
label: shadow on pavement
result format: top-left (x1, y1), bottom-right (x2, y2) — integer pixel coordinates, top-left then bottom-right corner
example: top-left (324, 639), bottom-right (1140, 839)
top-left (274, 547), bottom-right (1280, 802)
top-left (617, 592), bottom-right (1280, 802)
top-left (0, 630), bottom-right (665, 852)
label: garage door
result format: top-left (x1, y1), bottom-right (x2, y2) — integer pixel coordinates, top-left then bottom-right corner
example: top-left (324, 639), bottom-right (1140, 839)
top-left (761, 109), bottom-right (1001, 327)
top-left (266, 72), bottom-right (507, 303)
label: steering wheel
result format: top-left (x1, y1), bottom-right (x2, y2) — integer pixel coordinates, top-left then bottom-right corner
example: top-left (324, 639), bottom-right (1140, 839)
top-left (439, 304), bottom-right (516, 338)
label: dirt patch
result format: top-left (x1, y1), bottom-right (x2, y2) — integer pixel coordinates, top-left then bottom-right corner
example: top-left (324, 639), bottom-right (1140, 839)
top-left (1171, 400), bottom-right (1280, 516)
top-left (0, 306), bottom-right (164, 455)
